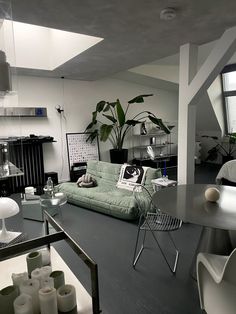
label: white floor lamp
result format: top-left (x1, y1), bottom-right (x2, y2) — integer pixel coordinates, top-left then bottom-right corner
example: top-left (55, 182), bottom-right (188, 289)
top-left (0, 197), bottom-right (21, 243)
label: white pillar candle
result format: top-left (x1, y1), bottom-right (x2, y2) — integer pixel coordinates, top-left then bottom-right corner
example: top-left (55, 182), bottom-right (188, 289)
top-left (31, 269), bottom-right (43, 286)
top-left (57, 284), bottom-right (77, 313)
top-left (41, 266), bottom-right (52, 278)
top-left (40, 249), bottom-right (51, 266)
top-left (26, 251), bottom-right (42, 277)
top-left (39, 287), bottom-right (57, 314)
top-left (12, 272), bottom-right (28, 288)
top-left (41, 277), bottom-right (54, 289)
top-left (0, 285), bottom-right (19, 314)
top-left (14, 293), bottom-right (33, 314)
top-left (19, 279), bottom-right (40, 314)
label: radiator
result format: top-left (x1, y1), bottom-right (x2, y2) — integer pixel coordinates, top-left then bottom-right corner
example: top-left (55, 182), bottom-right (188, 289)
top-left (9, 142), bottom-right (45, 193)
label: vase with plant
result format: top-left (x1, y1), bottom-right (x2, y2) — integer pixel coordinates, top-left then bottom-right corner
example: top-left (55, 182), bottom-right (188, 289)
top-left (85, 94), bottom-right (170, 163)
top-left (202, 133), bottom-right (236, 164)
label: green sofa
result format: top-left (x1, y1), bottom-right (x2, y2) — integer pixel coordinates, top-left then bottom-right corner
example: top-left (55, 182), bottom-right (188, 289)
top-left (57, 160), bottom-right (161, 220)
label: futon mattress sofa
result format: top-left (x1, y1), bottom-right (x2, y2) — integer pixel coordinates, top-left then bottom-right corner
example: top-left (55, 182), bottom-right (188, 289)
top-left (57, 160), bottom-right (161, 220)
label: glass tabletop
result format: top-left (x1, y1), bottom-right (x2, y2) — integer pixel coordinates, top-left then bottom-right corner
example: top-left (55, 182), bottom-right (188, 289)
top-left (0, 162), bottom-right (24, 179)
top-left (152, 184), bottom-right (236, 230)
top-left (40, 192), bottom-right (67, 208)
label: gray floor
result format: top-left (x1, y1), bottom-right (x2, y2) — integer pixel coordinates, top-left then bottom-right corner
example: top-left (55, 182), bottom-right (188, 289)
top-left (6, 162), bottom-right (220, 314)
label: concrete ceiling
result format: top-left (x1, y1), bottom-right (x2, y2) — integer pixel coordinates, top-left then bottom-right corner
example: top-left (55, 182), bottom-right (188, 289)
top-left (8, 0), bottom-right (236, 81)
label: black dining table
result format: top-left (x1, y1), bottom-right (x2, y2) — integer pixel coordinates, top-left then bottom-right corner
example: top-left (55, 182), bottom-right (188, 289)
top-left (152, 184), bottom-right (236, 275)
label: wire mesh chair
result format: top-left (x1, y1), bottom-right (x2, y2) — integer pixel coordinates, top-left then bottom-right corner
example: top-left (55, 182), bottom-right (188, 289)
top-left (132, 184), bottom-right (182, 274)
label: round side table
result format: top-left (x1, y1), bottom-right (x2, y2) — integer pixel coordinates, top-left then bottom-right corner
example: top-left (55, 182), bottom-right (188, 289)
top-left (40, 192), bottom-right (67, 221)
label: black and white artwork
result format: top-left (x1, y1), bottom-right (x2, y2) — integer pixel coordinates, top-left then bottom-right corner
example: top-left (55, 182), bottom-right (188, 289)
top-left (117, 164), bottom-right (148, 191)
top-left (66, 133), bottom-right (100, 168)
top-left (123, 165), bottom-right (144, 184)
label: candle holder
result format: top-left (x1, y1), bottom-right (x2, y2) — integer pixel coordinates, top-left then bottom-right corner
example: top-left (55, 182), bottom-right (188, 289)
top-left (0, 285), bottom-right (19, 314)
top-left (26, 251), bottom-right (42, 277)
top-left (50, 270), bottom-right (65, 289)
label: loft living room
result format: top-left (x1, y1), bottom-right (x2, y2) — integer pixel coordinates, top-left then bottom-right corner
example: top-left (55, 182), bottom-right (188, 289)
top-left (1, 1), bottom-right (236, 314)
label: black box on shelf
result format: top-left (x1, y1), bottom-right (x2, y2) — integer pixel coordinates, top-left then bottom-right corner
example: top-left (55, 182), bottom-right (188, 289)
top-left (44, 172), bottom-right (58, 185)
top-left (70, 162), bottom-right (87, 182)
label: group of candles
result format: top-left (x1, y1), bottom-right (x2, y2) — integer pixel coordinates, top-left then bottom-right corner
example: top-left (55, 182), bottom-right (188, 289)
top-left (0, 250), bottom-right (77, 314)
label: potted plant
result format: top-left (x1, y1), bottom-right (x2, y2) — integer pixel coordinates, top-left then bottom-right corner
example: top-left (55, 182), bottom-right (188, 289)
top-left (85, 94), bottom-right (170, 163)
top-left (202, 133), bottom-right (236, 164)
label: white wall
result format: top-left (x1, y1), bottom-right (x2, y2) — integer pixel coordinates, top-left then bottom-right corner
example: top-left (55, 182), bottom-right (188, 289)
top-left (0, 75), bottom-right (178, 181)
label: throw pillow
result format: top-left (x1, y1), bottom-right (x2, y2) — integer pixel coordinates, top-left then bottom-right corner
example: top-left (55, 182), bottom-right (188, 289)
top-left (77, 174), bottom-right (97, 188)
top-left (116, 164), bottom-right (149, 191)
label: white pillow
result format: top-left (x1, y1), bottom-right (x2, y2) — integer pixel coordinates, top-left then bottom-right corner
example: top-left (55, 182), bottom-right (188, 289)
top-left (116, 164), bottom-right (149, 191)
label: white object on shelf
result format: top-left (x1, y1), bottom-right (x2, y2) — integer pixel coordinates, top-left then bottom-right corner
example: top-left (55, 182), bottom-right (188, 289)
top-left (0, 246), bottom-right (92, 314)
top-left (152, 178), bottom-right (177, 191)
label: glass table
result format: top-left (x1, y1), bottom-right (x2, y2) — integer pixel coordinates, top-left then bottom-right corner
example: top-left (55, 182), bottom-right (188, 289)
top-left (0, 162), bottom-right (24, 179)
top-left (40, 192), bottom-right (67, 221)
top-left (0, 208), bottom-right (101, 314)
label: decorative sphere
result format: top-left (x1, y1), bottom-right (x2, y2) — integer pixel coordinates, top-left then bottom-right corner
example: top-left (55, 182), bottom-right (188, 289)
top-left (205, 187), bottom-right (220, 202)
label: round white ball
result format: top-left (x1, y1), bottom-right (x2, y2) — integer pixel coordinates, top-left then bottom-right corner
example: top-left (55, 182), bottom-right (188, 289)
top-left (205, 187), bottom-right (220, 202)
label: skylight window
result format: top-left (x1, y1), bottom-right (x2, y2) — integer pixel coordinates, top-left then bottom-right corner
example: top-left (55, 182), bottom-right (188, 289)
top-left (0, 20), bottom-right (103, 71)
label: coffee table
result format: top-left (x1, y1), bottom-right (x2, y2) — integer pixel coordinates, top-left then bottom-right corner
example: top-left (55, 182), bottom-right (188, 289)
top-left (0, 209), bottom-right (100, 314)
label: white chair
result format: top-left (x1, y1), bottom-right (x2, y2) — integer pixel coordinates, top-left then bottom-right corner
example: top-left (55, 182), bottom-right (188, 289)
top-left (197, 249), bottom-right (236, 314)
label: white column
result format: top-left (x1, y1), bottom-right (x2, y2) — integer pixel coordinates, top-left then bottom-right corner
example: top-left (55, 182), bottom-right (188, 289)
top-left (178, 26), bottom-right (236, 184)
top-left (178, 44), bottom-right (198, 184)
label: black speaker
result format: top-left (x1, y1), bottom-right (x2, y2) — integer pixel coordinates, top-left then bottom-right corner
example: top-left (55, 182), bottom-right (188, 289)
top-left (44, 172), bottom-right (58, 185)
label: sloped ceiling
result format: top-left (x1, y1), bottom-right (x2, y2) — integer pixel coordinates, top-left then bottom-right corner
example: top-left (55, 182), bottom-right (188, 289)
top-left (6, 0), bottom-right (236, 80)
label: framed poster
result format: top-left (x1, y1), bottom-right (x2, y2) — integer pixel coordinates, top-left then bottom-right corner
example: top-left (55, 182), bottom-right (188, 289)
top-left (66, 132), bottom-right (100, 169)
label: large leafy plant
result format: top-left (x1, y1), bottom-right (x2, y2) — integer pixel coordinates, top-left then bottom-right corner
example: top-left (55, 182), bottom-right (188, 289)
top-left (202, 133), bottom-right (236, 161)
top-left (85, 94), bottom-right (170, 150)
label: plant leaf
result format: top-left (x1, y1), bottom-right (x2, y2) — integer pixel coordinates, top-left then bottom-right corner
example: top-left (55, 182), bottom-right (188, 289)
top-left (103, 104), bottom-right (110, 112)
top-left (100, 124), bottom-right (113, 142)
top-left (85, 121), bottom-right (96, 132)
top-left (92, 111), bottom-right (97, 123)
top-left (108, 101), bottom-right (118, 108)
top-left (229, 133), bottom-right (236, 144)
top-left (148, 116), bottom-right (170, 134)
top-left (96, 101), bottom-right (106, 112)
top-left (128, 94), bottom-right (153, 104)
top-left (103, 114), bottom-right (117, 123)
top-left (116, 99), bottom-right (125, 127)
top-left (86, 130), bottom-right (98, 143)
top-left (126, 119), bottom-right (141, 126)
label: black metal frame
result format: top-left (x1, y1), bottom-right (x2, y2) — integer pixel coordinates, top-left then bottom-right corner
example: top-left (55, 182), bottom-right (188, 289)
top-left (0, 210), bottom-right (101, 314)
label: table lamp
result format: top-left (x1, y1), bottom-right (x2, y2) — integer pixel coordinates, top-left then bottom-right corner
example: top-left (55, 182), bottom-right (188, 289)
top-left (0, 197), bottom-right (21, 243)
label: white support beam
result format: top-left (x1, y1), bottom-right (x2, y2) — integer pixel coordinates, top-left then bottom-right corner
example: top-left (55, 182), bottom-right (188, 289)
top-left (178, 26), bottom-right (236, 184)
top-left (178, 44), bottom-right (198, 184)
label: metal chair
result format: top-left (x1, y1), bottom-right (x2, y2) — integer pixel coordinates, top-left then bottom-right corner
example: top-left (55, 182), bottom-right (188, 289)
top-left (132, 185), bottom-right (182, 274)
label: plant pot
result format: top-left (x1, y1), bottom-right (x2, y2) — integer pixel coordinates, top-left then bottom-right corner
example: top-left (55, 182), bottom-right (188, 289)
top-left (110, 149), bottom-right (128, 164)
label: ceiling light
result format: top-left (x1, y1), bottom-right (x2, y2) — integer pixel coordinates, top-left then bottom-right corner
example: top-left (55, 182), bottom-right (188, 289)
top-left (160, 8), bottom-right (176, 21)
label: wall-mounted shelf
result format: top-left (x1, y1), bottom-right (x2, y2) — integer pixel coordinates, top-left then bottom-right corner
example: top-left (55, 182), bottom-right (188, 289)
top-left (0, 107), bottom-right (47, 117)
